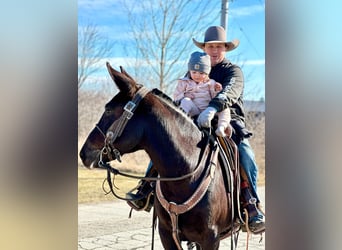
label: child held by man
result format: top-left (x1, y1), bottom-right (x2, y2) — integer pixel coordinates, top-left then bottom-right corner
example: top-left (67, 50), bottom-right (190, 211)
top-left (174, 51), bottom-right (231, 137)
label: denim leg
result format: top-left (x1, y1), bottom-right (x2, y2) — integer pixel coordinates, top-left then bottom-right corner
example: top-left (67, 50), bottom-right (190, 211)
top-left (238, 139), bottom-right (260, 203)
top-left (238, 139), bottom-right (264, 221)
top-left (145, 161), bottom-right (153, 175)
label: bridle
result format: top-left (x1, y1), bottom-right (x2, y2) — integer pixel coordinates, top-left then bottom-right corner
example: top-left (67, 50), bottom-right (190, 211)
top-left (95, 124), bottom-right (106, 138)
top-left (96, 86), bottom-right (150, 165)
top-left (94, 86), bottom-right (211, 192)
top-left (105, 86), bottom-right (150, 147)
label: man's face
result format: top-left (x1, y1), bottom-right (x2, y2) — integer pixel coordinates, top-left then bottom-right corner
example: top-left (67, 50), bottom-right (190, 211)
top-left (203, 43), bottom-right (226, 66)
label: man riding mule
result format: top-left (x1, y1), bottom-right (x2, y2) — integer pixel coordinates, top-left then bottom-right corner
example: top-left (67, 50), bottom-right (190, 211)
top-left (80, 63), bottom-right (262, 249)
top-left (126, 26), bottom-right (265, 234)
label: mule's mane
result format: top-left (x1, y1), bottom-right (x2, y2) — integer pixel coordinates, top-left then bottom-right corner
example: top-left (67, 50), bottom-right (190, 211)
top-left (150, 88), bottom-right (198, 127)
top-left (151, 88), bottom-right (177, 107)
top-left (140, 87), bottom-right (206, 180)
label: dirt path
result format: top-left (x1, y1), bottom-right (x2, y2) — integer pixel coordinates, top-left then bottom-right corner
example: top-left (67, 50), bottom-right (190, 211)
top-left (78, 186), bottom-right (265, 249)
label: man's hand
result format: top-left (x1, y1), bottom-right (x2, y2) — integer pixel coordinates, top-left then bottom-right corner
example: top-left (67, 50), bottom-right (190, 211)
top-left (214, 82), bottom-right (222, 91)
top-left (197, 107), bottom-right (217, 127)
top-left (215, 124), bottom-right (233, 138)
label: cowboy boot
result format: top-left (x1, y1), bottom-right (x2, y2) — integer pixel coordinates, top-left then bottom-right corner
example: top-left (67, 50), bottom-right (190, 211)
top-left (126, 165), bottom-right (158, 212)
top-left (240, 180), bottom-right (265, 234)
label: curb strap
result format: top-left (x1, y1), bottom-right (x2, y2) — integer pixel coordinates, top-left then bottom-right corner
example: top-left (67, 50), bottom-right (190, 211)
top-left (156, 145), bottom-right (219, 250)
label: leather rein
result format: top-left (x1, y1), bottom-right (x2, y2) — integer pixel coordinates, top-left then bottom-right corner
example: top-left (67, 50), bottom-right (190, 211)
top-left (96, 86), bottom-right (210, 200)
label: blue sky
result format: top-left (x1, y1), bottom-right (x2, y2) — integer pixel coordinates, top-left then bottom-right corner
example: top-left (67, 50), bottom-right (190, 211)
top-left (78, 0), bottom-right (265, 101)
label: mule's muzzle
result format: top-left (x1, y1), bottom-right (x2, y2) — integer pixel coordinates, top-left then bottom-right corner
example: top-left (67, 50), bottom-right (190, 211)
top-left (79, 147), bottom-right (99, 169)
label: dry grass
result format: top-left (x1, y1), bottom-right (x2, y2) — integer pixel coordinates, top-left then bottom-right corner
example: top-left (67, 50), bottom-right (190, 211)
top-left (78, 150), bottom-right (151, 204)
top-left (78, 166), bottom-right (142, 204)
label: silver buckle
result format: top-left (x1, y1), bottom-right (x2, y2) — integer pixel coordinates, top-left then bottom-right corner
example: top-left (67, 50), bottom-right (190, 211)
top-left (124, 101), bottom-right (136, 119)
top-left (248, 197), bottom-right (257, 205)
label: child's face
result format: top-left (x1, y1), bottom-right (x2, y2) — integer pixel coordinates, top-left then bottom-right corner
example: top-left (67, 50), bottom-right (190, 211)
top-left (190, 70), bottom-right (208, 83)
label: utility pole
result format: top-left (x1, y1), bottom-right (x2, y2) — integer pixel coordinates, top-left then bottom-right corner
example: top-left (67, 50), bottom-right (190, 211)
top-left (220, 0), bottom-right (230, 30)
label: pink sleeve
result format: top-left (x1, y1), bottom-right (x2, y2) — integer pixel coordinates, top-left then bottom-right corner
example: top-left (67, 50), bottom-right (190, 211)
top-left (209, 80), bottom-right (220, 98)
top-left (173, 80), bottom-right (186, 101)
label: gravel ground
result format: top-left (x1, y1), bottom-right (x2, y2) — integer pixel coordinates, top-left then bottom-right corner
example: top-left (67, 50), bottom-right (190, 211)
top-left (78, 186), bottom-right (265, 250)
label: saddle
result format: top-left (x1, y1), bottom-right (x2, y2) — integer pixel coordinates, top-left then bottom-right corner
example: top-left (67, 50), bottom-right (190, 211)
top-left (212, 123), bottom-right (259, 225)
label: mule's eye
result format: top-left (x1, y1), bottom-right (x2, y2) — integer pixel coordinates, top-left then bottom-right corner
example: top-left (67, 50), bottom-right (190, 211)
top-left (105, 108), bottom-right (112, 114)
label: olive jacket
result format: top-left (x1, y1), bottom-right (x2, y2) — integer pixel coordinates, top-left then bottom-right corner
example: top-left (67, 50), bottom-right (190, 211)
top-left (208, 58), bottom-right (246, 123)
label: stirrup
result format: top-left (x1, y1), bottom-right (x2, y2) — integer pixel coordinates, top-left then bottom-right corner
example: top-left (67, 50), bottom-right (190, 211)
top-left (126, 191), bottom-right (154, 212)
top-left (240, 208), bottom-right (265, 234)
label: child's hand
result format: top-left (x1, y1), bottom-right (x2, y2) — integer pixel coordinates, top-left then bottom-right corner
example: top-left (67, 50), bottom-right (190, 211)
top-left (184, 92), bottom-right (195, 99)
top-left (214, 82), bottom-right (222, 91)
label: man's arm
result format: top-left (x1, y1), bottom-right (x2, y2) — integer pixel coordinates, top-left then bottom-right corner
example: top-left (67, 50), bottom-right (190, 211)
top-left (208, 65), bottom-right (244, 112)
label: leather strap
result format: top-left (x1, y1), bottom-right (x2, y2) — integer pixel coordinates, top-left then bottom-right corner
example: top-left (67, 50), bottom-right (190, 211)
top-left (155, 145), bottom-right (219, 249)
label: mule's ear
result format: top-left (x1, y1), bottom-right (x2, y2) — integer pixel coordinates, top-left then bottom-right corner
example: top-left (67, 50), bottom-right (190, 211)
top-left (106, 62), bottom-right (137, 97)
top-left (120, 66), bottom-right (135, 82)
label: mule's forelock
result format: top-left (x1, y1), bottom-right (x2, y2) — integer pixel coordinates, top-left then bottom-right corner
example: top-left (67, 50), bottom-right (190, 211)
top-left (106, 62), bottom-right (137, 97)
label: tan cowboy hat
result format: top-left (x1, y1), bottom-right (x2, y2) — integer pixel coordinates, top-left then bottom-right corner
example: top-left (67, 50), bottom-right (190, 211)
top-left (193, 26), bottom-right (239, 52)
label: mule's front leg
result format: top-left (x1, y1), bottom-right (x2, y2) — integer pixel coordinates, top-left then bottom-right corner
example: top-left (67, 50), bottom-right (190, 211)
top-left (158, 223), bottom-right (181, 250)
top-left (195, 229), bottom-right (220, 250)
top-left (198, 239), bottom-right (220, 250)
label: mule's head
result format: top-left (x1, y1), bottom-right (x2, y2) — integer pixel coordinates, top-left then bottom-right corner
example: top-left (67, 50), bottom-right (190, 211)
top-left (79, 63), bottom-right (143, 168)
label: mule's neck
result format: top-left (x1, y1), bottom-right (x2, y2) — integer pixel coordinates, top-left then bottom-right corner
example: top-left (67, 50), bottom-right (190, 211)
top-left (142, 107), bottom-right (203, 178)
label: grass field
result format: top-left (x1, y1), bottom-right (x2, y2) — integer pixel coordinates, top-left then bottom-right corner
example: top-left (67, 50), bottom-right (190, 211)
top-left (78, 150), bottom-right (151, 203)
top-left (78, 166), bottom-right (144, 204)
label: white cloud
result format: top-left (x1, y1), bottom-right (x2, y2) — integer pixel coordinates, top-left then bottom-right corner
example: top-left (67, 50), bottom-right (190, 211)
top-left (231, 4), bottom-right (265, 17)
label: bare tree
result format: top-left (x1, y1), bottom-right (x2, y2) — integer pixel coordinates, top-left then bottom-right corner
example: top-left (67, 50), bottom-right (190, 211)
top-left (78, 23), bottom-right (113, 89)
top-left (122, 0), bottom-right (220, 94)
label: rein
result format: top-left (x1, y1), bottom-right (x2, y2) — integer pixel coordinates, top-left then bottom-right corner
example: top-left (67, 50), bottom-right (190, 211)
top-left (98, 133), bottom-right (211, 201)
top-left (96, 86), bottom-right (211, 201)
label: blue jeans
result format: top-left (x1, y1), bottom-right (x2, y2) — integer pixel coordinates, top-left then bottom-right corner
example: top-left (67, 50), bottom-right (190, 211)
top-left (238, 139), bottom-right (264, 221)
top-left (145, 161), bottom-right (153, 174)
